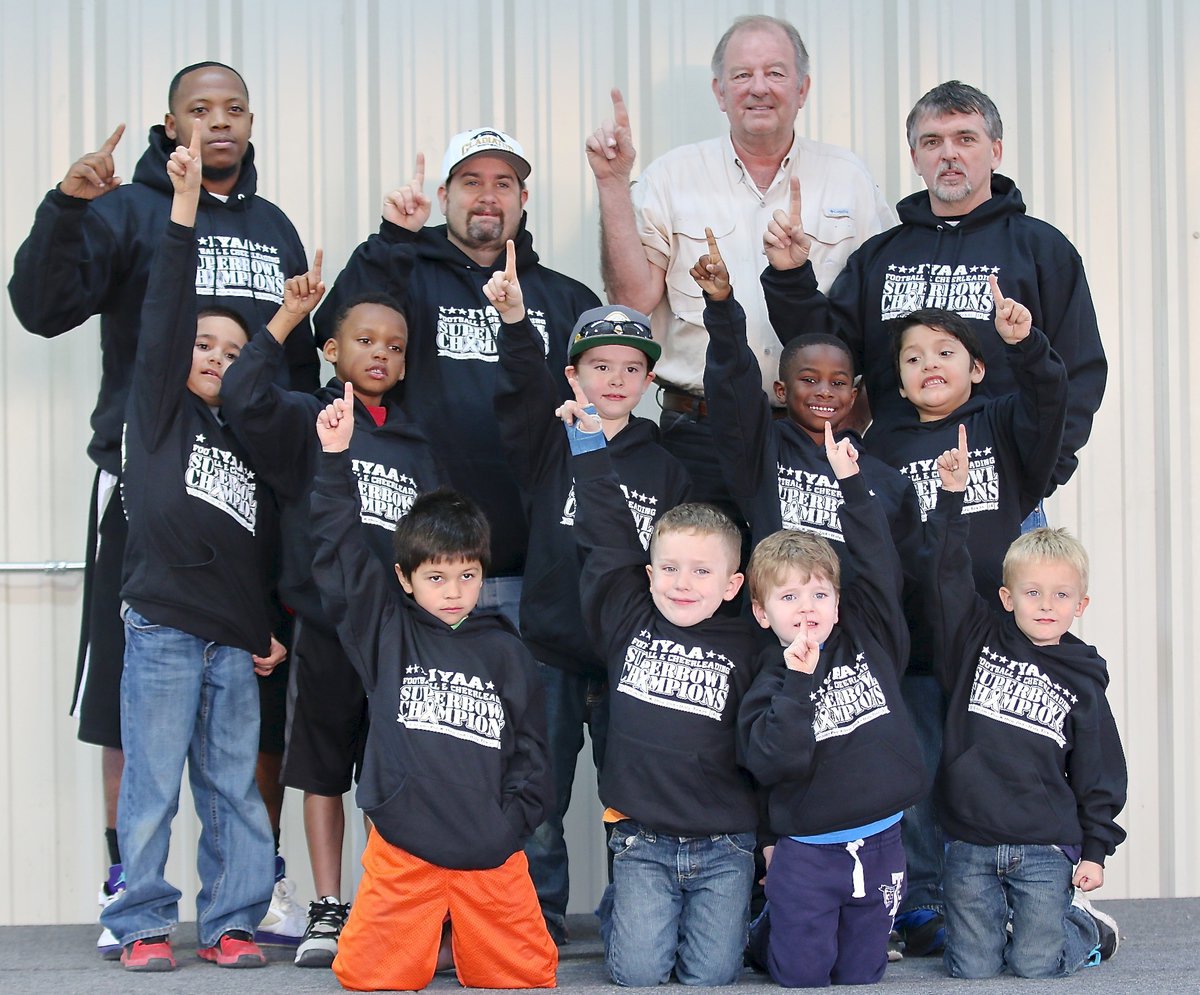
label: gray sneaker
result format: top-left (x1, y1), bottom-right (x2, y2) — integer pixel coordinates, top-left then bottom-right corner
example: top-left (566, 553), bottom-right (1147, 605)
top-left (295, 896), bottom-right (351, 968)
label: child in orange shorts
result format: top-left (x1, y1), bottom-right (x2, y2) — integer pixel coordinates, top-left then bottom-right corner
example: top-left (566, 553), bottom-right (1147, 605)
top-left (309, 385), bottom-right (557, 991)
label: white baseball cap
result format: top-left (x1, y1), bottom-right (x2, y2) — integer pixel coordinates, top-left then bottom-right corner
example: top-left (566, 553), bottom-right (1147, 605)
top-left (441, 128), bottom-right (531, 184)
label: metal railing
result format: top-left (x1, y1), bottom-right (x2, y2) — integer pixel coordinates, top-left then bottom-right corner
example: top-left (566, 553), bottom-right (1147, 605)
top-left (0, 561), bottom-right (86, 573)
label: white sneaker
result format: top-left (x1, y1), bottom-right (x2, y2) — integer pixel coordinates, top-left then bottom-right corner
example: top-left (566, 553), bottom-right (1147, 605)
top-left (97, 863), bottom-right (124, 960)
top-left (295, 896), bottom-right (350, 967)
top-left (255, 865), bottom-right (307, 946)
top-left (1072, 890), bottom-right (1120, 962)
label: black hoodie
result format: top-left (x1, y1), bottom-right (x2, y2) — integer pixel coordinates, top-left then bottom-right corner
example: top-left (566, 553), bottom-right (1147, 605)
top-left (220, 330), bottom-right (446, 631)
top-left (574, 446), bottom-right (761, 837)
top-left (310, 452), bottom-right (552, 870)
top-left (924, 490), bottom-right (1127, 866)
top-left (701, 294), bottom-right (922, 572)
top-left (761, 175), bottom-right (1104, 492)
top-left (315, 219), bottom-right (601, 576)
top-left (495, 313), bottom-right (690, 676)
top-left (9, 126), bottom-right (319, 474)
top-left (738, 474), bottom-right (927, 837)
top-left (872, 327), bottom-right (1067, 603)
top-left (120, 221), bottom-right (273, 655)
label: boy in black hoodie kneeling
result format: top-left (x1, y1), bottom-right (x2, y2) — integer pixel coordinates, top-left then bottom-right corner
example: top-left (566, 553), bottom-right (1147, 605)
top-left (310, 387), bottom-right (556, 991)
top-left (738, 424), bottom-right (927, 987)
top-left (925, 426), bottom-right (1126, 979)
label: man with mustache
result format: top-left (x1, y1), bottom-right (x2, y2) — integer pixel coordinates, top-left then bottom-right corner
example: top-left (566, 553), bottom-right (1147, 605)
top-left (316, 129), bottom-right (599, 626)
top-left (759, 79), bottom-right (1106, 961)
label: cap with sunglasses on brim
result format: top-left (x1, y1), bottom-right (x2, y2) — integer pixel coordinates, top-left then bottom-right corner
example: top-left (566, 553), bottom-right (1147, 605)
top-left (568, 306), bottom-right (660, 366)
top-left (441, 128), bottom-right (532, 183)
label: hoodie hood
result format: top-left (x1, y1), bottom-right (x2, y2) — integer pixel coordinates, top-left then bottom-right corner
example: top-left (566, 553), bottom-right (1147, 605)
top-left (132, 124), bottom-right (260, 208)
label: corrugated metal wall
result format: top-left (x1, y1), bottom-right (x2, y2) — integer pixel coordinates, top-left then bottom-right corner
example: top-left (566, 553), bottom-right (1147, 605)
top-left (1, 0), bottom-right (1196, 925)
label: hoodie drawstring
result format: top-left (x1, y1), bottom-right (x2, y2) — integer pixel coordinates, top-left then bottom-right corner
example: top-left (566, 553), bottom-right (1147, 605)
top-left (846, 838), bottom-right (866, 898)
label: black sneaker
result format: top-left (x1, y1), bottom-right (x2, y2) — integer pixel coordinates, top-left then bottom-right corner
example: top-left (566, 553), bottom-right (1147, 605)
top-left (294, 896), bottom-right (350, 968)
top-left (894, 908), bottom-right (945, 957)
top-left (1073, 891), bottom-right (1119, 962)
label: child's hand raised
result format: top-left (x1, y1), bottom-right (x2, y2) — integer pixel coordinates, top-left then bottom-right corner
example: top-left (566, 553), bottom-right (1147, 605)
top-left (166, 126), bottom-right (203, 197)
top-left (935, 423), bottom-right (970, 491)
top-left (688, 228), bottom-right (732, 301)
top-left (990, 274), bottom-right (1032, 344)
top-left (783, 631), bottom-right (819, 674)
top-left (554, 375), bottom-right (602, 434)
top-left (283, 249), bottom-right (326, 318)
top-left (763, 177), bottom-right (812, 271)
top-left (482, 240), bottom-right (524, 322)
top-left (824, 421), bottom-right (859, 479)
top-left (316, 381), bottom-right (356, 452)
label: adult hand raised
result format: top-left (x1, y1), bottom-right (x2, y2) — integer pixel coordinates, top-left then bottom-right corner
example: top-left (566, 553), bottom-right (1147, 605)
top-left (585, 87), bottom-right (637, 184)
top-left (383, 153), bottom-right (431, 232)
top-left (60, 123), bottom-right (126, 200)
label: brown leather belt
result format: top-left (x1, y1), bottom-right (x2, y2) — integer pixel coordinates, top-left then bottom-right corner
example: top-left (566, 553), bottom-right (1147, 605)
top-left (659, 388), bottom-right (788, 420)
top-left (660, 389), bottom-right (709, 418)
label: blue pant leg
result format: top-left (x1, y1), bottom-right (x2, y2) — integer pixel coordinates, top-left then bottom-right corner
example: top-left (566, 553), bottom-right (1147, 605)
top-left (831, 824), bottom-right (906, 986)
top-left (1006, 845), bottom-right (1098, 978)
top-left (605, 826), bottom-right (682, 987)
top-left (942, 841), bottom-right (1009, 978)
top-left (763, 838), bottom-right (843, 987)
top-left (898, 672), bottom-right (945, 914)
top-left (525, 664), bottom-right (588, 939)
top-left (101, 612), bottom-right (202, 944)
top-left (477, 576), bottom-right (523, 630)
top-left (189, 640), bottom-right (274, 946)
top-left (675, 833), bottom-right (754, 986)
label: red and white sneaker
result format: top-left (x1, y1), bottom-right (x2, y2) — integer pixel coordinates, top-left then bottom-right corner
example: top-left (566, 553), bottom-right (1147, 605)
top-left (120, 937), bottom-right (176, 972)
top-left (197, 930), bottom-right (267, 968)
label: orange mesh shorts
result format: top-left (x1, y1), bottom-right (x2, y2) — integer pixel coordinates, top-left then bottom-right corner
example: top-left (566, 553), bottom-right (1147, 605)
top-left (333, 829), bottom-right (558, 990)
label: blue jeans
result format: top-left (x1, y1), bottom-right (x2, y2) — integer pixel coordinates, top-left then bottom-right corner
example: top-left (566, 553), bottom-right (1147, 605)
top-left (1020, 501), bottom-right (1048, 532)
top-left (943, 841), bottom-right (1099, 978)
top-left (898, 672), bottom-right (946, 914)
top-left (599, 822), bottom-right (754, 986)
top-left (524, 664), bottom-right (610, 940)
top-left (478, 575), bottom-right (522, 631)
top-left (100, 609), bottom-right (275, 947)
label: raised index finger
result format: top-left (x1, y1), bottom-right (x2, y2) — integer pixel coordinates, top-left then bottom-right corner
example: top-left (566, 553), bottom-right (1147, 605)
top-left (957, 422), bottom-right (968, 455)
top-left (413, 152), bottom-right (425, 189)
top-left (504, 239), bottom-right (516, 279)
top-left (188, 122), bottom-right (203, 162)
top-left (611, 87), bottom-right (630, 129)
top-left (789, 176), bottom-right (801, 226)
top-left (312, 248), bottom-right (324, 283)
top-left (568, 374), bottom-right (590, 407)
top-left (100, 123), bottom-right (126, 155)
top-left (704, 227), bottom-right (721, 264)
top-left (988, 273), bottom-right (1004, 307)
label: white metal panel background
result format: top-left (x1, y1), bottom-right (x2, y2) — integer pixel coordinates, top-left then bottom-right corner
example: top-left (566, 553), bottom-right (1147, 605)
top-left (0, 0), bottom-right (1196, 925)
